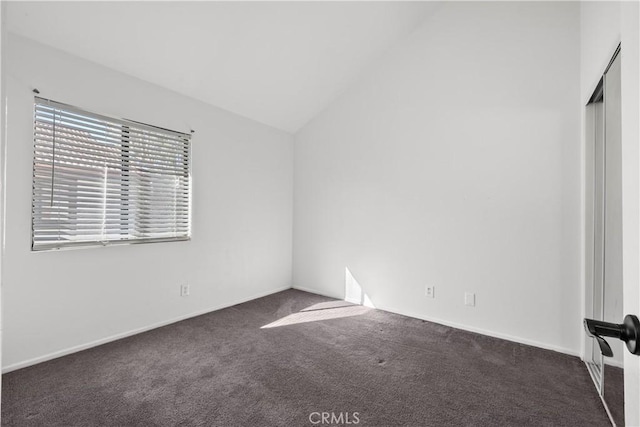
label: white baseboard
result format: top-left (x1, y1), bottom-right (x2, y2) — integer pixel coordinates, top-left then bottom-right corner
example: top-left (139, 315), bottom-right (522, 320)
top-left (292, 285), bottom-right (580, 358)
top-left (604, 358), bottom-right (624, 369)
top-left (293, 285), bottom-right (342, 300)
top-left (7, 284), bottom-right (581, 373)
top-left (378, 305), bottom-right (580, 357)
top-left (3, 285), bottom-right (292, 373)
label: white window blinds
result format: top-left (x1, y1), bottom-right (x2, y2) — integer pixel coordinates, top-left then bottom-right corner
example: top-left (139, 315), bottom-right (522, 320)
top-left (31, 97), bottom-right (192, 251)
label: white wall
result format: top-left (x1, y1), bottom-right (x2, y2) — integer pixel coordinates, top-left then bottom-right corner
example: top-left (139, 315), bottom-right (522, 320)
top-left (2, 34), bottom-right (293, 370)
top-left (580, 2), bottom-right (622, 100)
top-left (294, 2), bottom-right (581, 355)
top-left (581, 3), bottom-right (640, 425)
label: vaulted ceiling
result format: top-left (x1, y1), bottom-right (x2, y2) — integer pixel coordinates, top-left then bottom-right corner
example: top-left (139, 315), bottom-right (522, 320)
top-left (6, 1), bottom-right (439, 133)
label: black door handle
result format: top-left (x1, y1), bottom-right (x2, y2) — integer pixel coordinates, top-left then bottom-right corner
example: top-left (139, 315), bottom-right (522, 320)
top-left (584, 315), bottom-right (640, 357)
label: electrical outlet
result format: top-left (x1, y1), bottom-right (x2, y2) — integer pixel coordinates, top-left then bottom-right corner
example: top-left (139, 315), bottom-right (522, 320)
top-left (425, 286), bottom-right (435, 298)
top-left (180, 284), bottom-right (190, 297)
top-left (464, 292), bottom-right (475, 307)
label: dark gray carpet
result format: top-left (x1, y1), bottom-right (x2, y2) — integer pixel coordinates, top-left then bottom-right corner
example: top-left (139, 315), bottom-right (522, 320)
top-left (2, 289), bottom-right (610, 426)
top-left (604, 365), bottom-right (624, 426)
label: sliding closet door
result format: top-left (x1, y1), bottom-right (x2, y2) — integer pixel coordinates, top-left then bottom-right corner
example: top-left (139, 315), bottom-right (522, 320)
top-left (603, 51), bottom-right (625, 426)
top-left (589, 95), bottom-right (606, 391)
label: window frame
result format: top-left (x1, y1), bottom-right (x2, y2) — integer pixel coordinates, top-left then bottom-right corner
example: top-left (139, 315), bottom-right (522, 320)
top-left (30, 97), bottom-right (193, 252)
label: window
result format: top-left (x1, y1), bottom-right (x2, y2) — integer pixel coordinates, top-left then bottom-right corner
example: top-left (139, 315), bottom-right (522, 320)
top-left (31, 97), bottom-right (191, 251)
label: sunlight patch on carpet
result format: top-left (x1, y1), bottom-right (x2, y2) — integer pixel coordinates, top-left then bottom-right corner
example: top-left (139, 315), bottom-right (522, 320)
top-left (261, 304), bottom-right (370, 329)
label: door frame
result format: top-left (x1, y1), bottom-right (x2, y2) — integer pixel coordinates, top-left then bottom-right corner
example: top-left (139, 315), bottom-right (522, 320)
top-left (619, 2), bottom-right (640, 425)
top-left (582, 3), bottom-right (640, 424)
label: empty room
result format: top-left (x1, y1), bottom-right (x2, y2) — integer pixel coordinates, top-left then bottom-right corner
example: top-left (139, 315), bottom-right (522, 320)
top-left (0, 1), bottom-right (639, 426)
